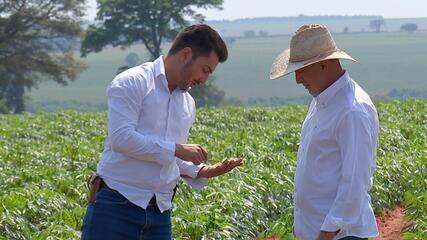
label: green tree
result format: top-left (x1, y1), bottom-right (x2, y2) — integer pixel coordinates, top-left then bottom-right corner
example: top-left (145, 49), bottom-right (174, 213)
top-left (369, 18), bottom-right (385, 33)
top-left (80, 0), bottom-right (224, 61)
top-left (116, 52), bottom-right (142, 76)
top-left (343, 26), bottom-right (349, 34)
top-left (258, 30), bottom-right (269, 37)
top-left (224, 37), bottom-right (236, 46)
top-left (0, 0), bottom-right (87, 113)
top-left (190, 76), bottom-right (225, 107)
top-left (0, 98), bottom-right (8, 114)
top-left (243, 30), bottom-right (255, 38)
top-left (125, 53), bottom-right (141, 67)
top-left (400, 23), bottom-right (418, 34)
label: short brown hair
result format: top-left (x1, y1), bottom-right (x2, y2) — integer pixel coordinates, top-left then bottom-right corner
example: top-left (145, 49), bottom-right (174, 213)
top-left (168, 24), bottom-right (228, 63)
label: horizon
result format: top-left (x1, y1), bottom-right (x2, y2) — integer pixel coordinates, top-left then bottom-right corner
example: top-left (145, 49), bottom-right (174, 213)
top-left (86, 0), bottom-right (427, 21)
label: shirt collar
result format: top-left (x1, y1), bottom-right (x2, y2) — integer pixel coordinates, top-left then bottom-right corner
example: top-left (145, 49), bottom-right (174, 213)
top-left (315, 71), bottom-right (350, 108)
top-left (153, 55), bottom-right (166, 78)
top-left (153, 55), bottom-right (169, 90)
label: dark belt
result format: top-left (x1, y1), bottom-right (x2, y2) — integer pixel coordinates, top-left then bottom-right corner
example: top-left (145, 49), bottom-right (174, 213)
top-left (99, 178), bottom-right (177, 206)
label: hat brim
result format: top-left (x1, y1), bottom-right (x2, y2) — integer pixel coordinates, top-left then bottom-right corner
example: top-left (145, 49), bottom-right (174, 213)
top-left (269, 49), bottom-right (358, 80)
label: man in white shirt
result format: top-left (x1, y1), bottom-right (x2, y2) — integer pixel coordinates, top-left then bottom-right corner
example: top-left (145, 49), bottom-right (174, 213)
top-left (81, 24), bottom-right (242, 240)
top-left (269, 24), bottom-right (379, 240)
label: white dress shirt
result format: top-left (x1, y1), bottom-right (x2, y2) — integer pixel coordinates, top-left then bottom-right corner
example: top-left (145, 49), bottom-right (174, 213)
top-left (293, 72), bottom-right (379, 239)
top-left (97, 56), bottom-right (207, 213)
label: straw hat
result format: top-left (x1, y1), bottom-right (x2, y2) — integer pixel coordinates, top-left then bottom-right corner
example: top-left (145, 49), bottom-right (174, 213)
top-left (269, 24), bottom-right (357, 80)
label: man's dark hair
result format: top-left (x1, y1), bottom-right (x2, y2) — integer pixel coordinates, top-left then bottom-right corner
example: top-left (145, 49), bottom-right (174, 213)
top-left (168, 24), bottom-right (228, 63)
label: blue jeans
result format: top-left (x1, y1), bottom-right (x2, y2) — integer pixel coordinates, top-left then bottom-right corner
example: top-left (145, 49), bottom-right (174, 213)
top-left (81, 186), bottom-right (172, 240)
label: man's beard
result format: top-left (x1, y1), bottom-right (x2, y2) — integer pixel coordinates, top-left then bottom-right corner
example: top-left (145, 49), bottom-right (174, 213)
top-left (179, 61), bottom-right (193, 91)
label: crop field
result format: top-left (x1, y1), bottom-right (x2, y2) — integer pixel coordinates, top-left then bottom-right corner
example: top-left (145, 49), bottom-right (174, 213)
top-left (0, 100), bottom-right (426, 239)
top-left (28, 31), bottom-right (427, 111)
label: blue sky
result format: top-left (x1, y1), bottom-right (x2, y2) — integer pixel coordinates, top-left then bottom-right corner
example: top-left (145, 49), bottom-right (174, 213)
top-left (85, 0), bottom-right (426, 20)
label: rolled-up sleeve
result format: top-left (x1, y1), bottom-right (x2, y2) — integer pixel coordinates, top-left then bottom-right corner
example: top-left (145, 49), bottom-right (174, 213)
top-left (176, 158), bottom-right (204, 179)
top-left (321, 111), bottom-right (376, 231)
top-left (107, 75), bottom-right (176, 166)
top-left (177, 158), bottom-right (208, 189)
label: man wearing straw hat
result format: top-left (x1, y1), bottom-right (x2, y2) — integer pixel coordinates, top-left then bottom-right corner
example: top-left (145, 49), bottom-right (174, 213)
top-left (270, 24), bottom-right (379, 240)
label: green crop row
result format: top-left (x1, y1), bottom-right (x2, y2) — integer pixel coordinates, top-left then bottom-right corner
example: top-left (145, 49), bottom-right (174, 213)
top-left (0, 99), bottom-right (425, 239)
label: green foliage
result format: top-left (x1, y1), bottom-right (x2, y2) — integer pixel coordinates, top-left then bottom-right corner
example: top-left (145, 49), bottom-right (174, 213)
top-left (243, 30), bottom-right (256, 38)
top-left (375, 88), bottom-right (427, 101)
top-left (125, 53), bottom-right (141, 67)
top-left (0, 98), bottom-right (9, 114)
top-left (0, 100), bottom-right (425, 239)
top-left (190, 76), bottom-right (226, 107)
top-left (0, 0), bottom-right (87, 113)
top-left (372, 100), bottom-right (427, 238)
top-left (400, 23), bottom-right (418, 33)
top-left (81, 0), bottom-right (224, 61)
top-left (369, 18), bottom-right (385, 32)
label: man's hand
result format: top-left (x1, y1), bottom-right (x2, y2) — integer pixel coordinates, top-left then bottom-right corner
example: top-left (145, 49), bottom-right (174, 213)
top-left (197, 158), bottom-right (243, 178)
top-left (175, 144), bottom-right (208, 165)
top-left (316, 230), bottom-right (340, 240)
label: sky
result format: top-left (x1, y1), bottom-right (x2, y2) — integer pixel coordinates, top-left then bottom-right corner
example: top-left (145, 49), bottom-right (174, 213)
top-left (85, 0), bottom-right (427, 21)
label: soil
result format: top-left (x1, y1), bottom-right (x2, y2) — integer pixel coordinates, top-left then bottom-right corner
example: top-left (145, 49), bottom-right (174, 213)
top-left (263, 205), bottom-right (414, 240)
top-left (375, 205), bottom-right (414, 240)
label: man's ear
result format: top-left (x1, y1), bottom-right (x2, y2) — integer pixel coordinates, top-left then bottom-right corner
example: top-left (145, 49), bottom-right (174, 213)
top-left (181, 47), bottom-right (193, 64)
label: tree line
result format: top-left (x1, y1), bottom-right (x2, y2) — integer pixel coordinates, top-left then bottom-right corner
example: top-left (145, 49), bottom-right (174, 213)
top-left (0, 0), bottom-right (226, 113)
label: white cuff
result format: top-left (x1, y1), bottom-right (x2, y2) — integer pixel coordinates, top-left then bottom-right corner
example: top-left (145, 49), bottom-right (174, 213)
top-left (157, 140), bottom-right (176, 165)
top-left (178, 160), bottom-right (205, 179)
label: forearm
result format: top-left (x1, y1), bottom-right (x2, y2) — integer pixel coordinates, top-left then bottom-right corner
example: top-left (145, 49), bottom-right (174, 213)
top-left (196, 158), bottom-right (243, 178)
top-left (110, 128), bottom-right (176, 166)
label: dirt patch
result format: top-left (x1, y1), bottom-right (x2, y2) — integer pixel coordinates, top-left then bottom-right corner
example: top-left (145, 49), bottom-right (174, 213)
top-left (375, 205), bottom-right (414, 240)
top-left (76, 205), bottom-right (416, 240)
top-left (263, 234), bottom-right (279, 240)
top-left (263, 206), bottom-right (414, 240)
